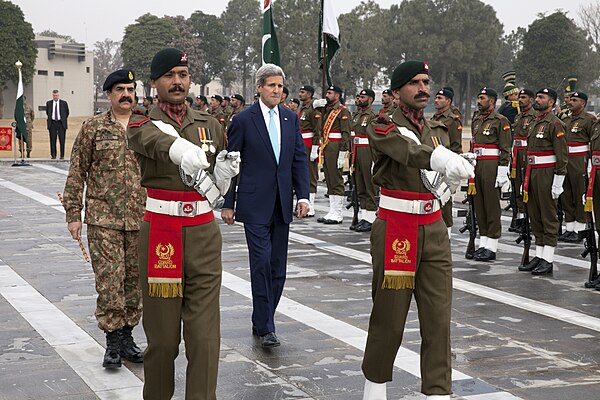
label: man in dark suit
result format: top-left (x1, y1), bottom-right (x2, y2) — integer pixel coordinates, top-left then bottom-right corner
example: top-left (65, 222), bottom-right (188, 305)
top-left (46, 89), bottom-right (70, 159)
top-left (222, 63), bottom-right (310, 349)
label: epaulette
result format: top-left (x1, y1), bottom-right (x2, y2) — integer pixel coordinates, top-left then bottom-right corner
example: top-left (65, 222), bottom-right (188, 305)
top-left (128, 116), bottom-right (150, 128)
top-left (373, 122), bottom-right (396, 136)
top-left (377, 114), bottom-right (390, 124)
top-left (453, 114), bottom-right (460, 121)
top-left (429, 119), bottom-right (447, 130)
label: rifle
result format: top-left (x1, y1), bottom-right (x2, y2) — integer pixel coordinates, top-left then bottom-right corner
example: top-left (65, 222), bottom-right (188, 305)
top-left (581, 171), bottom-right (599, 288)
top-left (345, 167), bottom-right (360, 227)
top-left (507, 177), bottom-right (519, 232)
top-left (515, 168), bottom-right (531, 268)
top-left (458, 153), bottom-right (478, 259)
top-left (557, 198), bottom-right (564, 237)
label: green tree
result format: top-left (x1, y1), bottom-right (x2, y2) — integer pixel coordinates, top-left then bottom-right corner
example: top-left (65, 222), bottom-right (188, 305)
top-left (189, 11), bottom-right (229, 95)
top-left (37, 29), bottom-right (76, 43)
top-left (121, 13), bottom-right (178, 95)
top-left (221, 0), bottom-right (261, 99)
top-left (0, 0), bottom-right (37, 118)
top-left (93, 39), bottom-right (122, 100)
top-left (166, 16), bottom-right (204, 86)
top-left (516, 11), bottom-right (592, 94)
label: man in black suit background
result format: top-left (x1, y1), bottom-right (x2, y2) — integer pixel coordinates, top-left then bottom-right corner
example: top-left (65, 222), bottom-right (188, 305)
top-left (46, 89), bottom-right (70, 159)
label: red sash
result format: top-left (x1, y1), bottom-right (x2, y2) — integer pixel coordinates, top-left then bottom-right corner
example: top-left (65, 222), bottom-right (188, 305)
top-left (377, 188), bottom-right (441, 290)
top-left (144, 188), bottom-right (214, 298)
top-left (522, 151), bottom-right (556, 203)
top-left (585, 151), bottom-right (600, 212)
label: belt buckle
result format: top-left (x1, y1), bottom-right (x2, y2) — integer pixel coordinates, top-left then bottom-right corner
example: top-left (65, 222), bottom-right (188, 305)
top-left (420, 200), bottom-right (434, 214)
top-left (527, 156), bottom-right (535, 164)
top-left (353, 137), bottom-right (359, 144)
top-left (178, 201), bottom-right (197, 217)
top-left (474, 148), bottom-right (482, 156)
top-left (593, 156), bottom-right (600, 166)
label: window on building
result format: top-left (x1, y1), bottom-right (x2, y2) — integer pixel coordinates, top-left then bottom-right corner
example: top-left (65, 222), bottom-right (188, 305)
top-left (39, 106), bottom-right (47, 112)
top-left (206, 87), bottom-right (210, 96)
top-left (54, 71), bottom-right (64, 77)
top-left (86, 67), bottom-right (90, 73)
top-left (38, 70), bottom-right (48, 76)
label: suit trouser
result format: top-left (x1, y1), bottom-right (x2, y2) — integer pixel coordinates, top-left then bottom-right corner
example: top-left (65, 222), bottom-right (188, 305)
top-left (322, 141), bottom-right (345, 196)
top-left (48, 120), bottom-right (66, 158)
top-left (562, 155), bottom-right (587, 224)
top-left (243, 199), bottom-right (290, 335)
top-left (305, 144), bottom-right (319, 193)
top-left (473, 159), bottom-right (502, 238)
top-left (354, 146), bottom-right (377, 211)
top-left (362, 218), bottom-right (452, 395)
top-left (139, 219), bottom-right (222, 400)
top-left (528, 168), bottom-right (559, 247)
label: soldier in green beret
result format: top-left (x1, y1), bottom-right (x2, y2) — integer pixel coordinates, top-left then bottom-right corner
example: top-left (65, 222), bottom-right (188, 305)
top-left (298, 85), bottom-right (322, 216)
top-left (470, 87), bottom-right (512, 261)
top-left (209, 94), bottom-right (226, 130)
top-left (361, 60), bottom-right (474, 400)
top-left (62, 69), bottom-right (145, 369)
top-left (379, 89), bottom-right (396, 117)
top-left (127, 47), bottom-right (240, 399)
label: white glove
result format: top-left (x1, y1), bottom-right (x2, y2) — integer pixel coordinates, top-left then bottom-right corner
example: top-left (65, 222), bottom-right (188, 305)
top-left (213, 150), bottom-right (241, 195)
top-left (583, 193), bottom-right (587, 206)
top-left (588, 159), bottom-right (592, 176)
top-left (551, 174), bottom-right (565, 200)
top-left (310, 145), bottom-right (319, 162)
top-left (337, 151), bottom-right (347, 169)
top-left (169, 138), bottom-right (209, 176)
top-left (313, 99), bottom-right (327, 108)
top-left (430, 145), bottom-right (475, 182)
top-left (495, 165), bottom-right (509, 188)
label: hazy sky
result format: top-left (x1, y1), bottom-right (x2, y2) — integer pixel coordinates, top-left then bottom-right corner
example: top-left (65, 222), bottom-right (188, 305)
top-left (16, 0), bottom-right (589, 48)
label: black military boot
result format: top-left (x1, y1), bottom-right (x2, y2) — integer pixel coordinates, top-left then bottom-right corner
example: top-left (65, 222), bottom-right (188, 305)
top-left (473, 248), bottom-right (496, 261)
top-left (519, 256), bottom-right (540, 272)
top-left (532, 259), bottom-right (553, 275)
top-left (355, 221), bottom-right (373, 232)
top-left (119, 325), bottom-right (144, 363)
top-left (103, 330), bottom-right (122, 369)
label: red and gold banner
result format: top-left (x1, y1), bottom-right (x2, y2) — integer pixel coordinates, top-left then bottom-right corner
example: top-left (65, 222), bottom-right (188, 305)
top-left (0, 127), bottom-right (12, 151)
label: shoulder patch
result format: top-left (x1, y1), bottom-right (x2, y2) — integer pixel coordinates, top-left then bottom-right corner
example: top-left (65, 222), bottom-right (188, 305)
top-left (374, 123), bottom-right (396, 136)
top-left (556, 129), bottom-right (565, 138)
top-left (128, 116), bottom-right (150, 128)
top-left (219, 118), bottom-right (225, 122)
top-left (314, 113), bottom-right (321, 118)
top-left (342, 115), bottom-right (348, 120)
top-left (502, 123), bottom-right (511, 132)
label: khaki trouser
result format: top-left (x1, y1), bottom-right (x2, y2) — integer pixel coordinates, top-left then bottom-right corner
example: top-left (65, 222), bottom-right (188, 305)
top-left (354, 145), bottom-right (377, 211)
top-left (305, 144), bottom-right (319, 193)
top-left (362, 217), bottom-right (452, 396)
top-left (528, 168), bottom-right (559, 247)
top-left (473, 159), bottom-right (502, 238)
top-left (322, 141), bottom-right (345, 196)
top-left (562, 155), bottom-right (587, 224)
top-left (87, 225), bottom-right (142, 332)
top-left (514, 148), bottom-right (527, 213)
top-left (139, 219), bottom-right (222, 400)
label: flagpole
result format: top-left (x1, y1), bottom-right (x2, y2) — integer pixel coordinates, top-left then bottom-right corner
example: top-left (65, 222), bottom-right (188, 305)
top-left (322, 32), bottom-right (327, 98)
top-left (12, 60), bottom-right (30, 167)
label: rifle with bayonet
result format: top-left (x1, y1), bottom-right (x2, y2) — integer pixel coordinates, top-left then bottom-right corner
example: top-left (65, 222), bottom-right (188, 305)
top-left (581, 171), bottom-right (599, 288)
top-left (458, 153), bottom-right (477, 259)
top-left (515, 166), bottom-right (531, 268)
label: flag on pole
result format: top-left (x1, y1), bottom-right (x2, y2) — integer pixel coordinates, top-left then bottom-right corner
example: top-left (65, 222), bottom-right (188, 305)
top-left (262, 0), bottom-right (280, 66)
top-left (319, 0), bottom-right (340, 86)
top-left (14, 62), bottom-right (27, 145)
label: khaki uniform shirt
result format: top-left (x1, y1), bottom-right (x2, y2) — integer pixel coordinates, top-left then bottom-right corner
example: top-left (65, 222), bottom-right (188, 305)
top-left (431, 108), bottom-right (462, 154)
top-left (298, 102), bottom-right (322, 146)
top-left (471, 110), bottom-right (511, 166)
top-left (565, 111), bottom-right (595, 144)
top-left (63, 110), bottom-right (146, 230)
top-left (322, 102), bottom-right (352, 151)
top-left (527, 112), bottom-right (568, 175)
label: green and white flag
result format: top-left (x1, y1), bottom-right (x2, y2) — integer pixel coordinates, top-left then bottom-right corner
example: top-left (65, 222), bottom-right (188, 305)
top-left (262, 0), bottom-right (280, 66)
top-left (318, 0), bottom-right (340, 86)
top-left (14, 63), bottom-right (27, 144)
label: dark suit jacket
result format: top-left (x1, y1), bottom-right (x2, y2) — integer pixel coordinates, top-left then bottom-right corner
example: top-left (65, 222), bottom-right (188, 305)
top-left (223, 101), bottom-right (309, 225)
top-left (46, 99), bottom-right (69, 130)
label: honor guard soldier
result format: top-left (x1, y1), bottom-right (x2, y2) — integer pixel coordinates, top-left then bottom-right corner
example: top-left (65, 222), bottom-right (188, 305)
top-left (498, 71), bottom-right (520, 124)
top-left (558, 75), bottom-right (578, 120)
top-left (361, 60), bottom-right (474, 400)
top-left (432, 87), bottom-right (463, 235)
top-left (298, 84), bottom-right (322, 216)
top-left (584, 119), bottom-right (600, 285)
top-left (63, 69), bottom-right (146, 369)
top-left (209, 94), bottom-right (226, 130)
top-left (350, 89), bottom-right (378, 232)
top-left (559, 91), bottom-right (594, 242)
top-left (511, 89), bottom-right (536, 231)
top-left (470, 87), bottom-right (511, 261)
top-left (221, 95), bottom-right (232, 119)
top-left (379, 89), bottom-right (396, 116)
top-left (127, 48), bottom-right (240, 400)
top-left (519, 87), bottom-right (568, 275)
top-left (225, 93), bottom-right (245, 130)
top-left (317, 85), bottom-right (352, 224)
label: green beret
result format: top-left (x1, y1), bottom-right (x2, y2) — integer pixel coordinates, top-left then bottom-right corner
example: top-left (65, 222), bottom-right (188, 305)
top-left (150, 48), bottom-right (188, 80)
top-left (519, 88), bottom-right (534, 98)
top-left (211, 95), bottom-right (223, 102)
top-left (479, 87), bottom-right (498, 99)
top-left (231, 93), bottom-right (245, 103)
top-left (300, 85), bottom-right (315, 95)
top-left (436, 87), bottom-right (454, 100)
top-left (382, 89), bottom-right (392, 96)
top-left (103, 69), bottom-right (136, 91)
top-left (571, 91), bottom-right (588, 101)
top-left (290, 98), bottom-right (300, 106)
top-left (536, 87), bottom-right (557, 101)
top-left (390, 60), bottom-right (429, 90)
top-left (359, 89), bottom-right (375, 98)
top-left (328, 85), bottom-right (343, 94)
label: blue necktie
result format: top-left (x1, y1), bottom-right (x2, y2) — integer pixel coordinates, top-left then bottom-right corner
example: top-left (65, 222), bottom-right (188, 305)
top-left (268, 108), bottom-right (279, 163)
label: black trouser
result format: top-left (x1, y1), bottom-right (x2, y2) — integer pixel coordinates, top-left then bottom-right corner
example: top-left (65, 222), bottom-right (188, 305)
top-left (49, 120), bottom-right (66, 158)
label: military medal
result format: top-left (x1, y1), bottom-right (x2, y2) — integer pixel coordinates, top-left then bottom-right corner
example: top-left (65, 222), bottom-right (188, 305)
top-left (198, 127), bottom-right (214, 153)
top-left (571, 122), bottom-right (579, 133)
top-left (300, 112), bottom-right (306, 121)
top-left (361, 116), bottom-right (368, 127)
top-left (209, 144), bottom-right (216, 153)
top-left (482, 123), bottom-right (491, 136)
top-left (536, 125), bottom-right (545, 139)
top-left (201, 143), bottom-right (209, 152)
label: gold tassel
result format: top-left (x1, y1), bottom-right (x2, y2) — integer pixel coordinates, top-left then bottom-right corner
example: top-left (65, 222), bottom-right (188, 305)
top-left (382, 275), bottom-right (415, 290)
top-left (523, 191), bottom-right (528, 204)
top-left (467, 182), bottom-right (477, 195)
top-left (585, 197), bottom-right (594, 213)
top-left (510, 168), bottom-right (516, 179)
top-left (149, 282), bottom-right (183, 298)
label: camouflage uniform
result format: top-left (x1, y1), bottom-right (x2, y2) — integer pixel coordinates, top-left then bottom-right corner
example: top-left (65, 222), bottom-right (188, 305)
top-left (19, 101), bottom-right (35, 154)
top-left (63, 110), bottom-right (145, 332)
